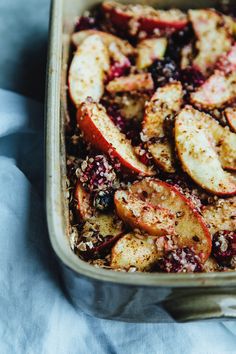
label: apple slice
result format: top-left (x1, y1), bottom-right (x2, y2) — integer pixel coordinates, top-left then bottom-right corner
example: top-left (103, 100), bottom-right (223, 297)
top-left (136, 38), bottom-right (167, 69)
top-left (216, 43), bottom-right (236, 74)
top-left (124, 178), bottom-right (211, 262)
top-left (180, 43), bottom-right (194, 69)
top-left (68, 34), bottom-right (110, 106)
top-left (106, 73), bottom-right (154, 93)
top-left (77, 101), bottom-right (154, 176)
top-left (175, 106), bottom-right (236, 196)
top-left (71, 29), bottom-right (135, 56)
top-left (105, 92), bottom-right (148, 121)
top-left (111, 232), bottom-right (162, 271)
top-left (74, 182), bottom-right (93, 220)
top-left (114, 189), bottom-right (175, 236)
top-left (202, 197), bottom-right (236, 235)
top-left (225, 107), bottom-right (236, 133)
top-left (71, 29), bottom-right (133, 75)
top-left (191, 70), bottom-right (236, 110)
top-left (102, 1), bottom-right (188, 36)
top-left (202, 257), bottom-right (219, 272)
top-left (142, 82), bottom-right (183, 173)
top-left (175, 106), bottom-right (236, 171)
top-left (188, 9), bottom-right (232, 75)
top-left (78, 213), bottom-right (125, 255)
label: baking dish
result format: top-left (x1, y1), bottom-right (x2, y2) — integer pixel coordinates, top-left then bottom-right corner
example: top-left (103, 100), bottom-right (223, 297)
top-left (46, 0), bottom-right (236, 322)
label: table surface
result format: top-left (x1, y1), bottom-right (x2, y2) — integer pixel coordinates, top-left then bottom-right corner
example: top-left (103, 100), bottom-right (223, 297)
top-left (0, 0), bottom-right (50, 102)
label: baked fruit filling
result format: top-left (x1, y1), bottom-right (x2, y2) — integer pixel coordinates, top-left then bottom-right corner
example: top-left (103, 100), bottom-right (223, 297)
top-left (66, 1), bottom-right (236, 273)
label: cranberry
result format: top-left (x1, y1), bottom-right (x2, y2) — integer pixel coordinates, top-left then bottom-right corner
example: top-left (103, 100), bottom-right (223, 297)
top-left (77, 155), bottom-right (117, 193)
top-left (74, 16), bottom-right (97, 32)
top-left (107, 60), bottom-right (131, 82)
top-left (180, 67), bottom-right (205, 91)
top-left (212, 231), bottom-right (236, 267)
top-left (149, 58), bottom-right (180, 87)
top-left (106, 106), bottom-right (127, 132)
top-left (156, 247), bottom-right (203, 273)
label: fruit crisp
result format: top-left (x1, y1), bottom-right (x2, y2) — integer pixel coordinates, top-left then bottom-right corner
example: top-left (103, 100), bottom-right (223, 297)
top-left (66, 1), bottom-right (236, 273)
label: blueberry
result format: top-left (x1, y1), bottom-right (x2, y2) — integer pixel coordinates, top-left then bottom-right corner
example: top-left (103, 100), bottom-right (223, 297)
top-left (93, 190), bottom-right (114, 211)
top-left (149, 58), bottom-right (180, 88)
top-left (166, 25), bottom-right (194, 63)
top-left (180, 68), bottom-right (205, 91)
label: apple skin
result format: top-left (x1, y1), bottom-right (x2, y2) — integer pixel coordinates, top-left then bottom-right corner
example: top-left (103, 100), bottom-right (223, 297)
top-left (142, 82), bottom-right (183, 173)
top-left (71, 29), bottom-right (135, 56)
top-left (127, 178), bottom-right (212, 262)
top-left (114, 189), bottom-right (175, 236)
top-left (225, 107), bottom-right (236, 133)
top-left (175, 106), bottom-right (236, 196)
top-left (77, 101), bottom-right (155, 176)
top-left (102, 1), bottom-right (188, 36)
top-left (68, 34), bottom-right (109, 107)
top-left (74, 184), bottom-right (125, 255)
top-left (106, 73), bottom-right (154, 93)
top-left (111, 232), bottom-right (163, 271)
top-left (188, 9), bottom-right (232, 75)
top-left (74, 182), bottom-right (93, 220)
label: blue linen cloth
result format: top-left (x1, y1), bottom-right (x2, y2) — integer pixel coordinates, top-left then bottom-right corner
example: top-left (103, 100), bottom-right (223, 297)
top-left (1, 88), bottom-right (236, 354)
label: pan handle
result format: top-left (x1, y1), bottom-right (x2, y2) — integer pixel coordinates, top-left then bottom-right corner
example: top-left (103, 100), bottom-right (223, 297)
top-left (164, 291), bottom-right (236, 322)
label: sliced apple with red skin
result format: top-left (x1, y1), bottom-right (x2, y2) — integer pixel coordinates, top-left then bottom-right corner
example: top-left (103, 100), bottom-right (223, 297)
top-left (71, 29), bottom-right (135, 56)
top-left (68, 34), bottom-right (110, 106)
top-left (111, 232), bottom-right (163, 271)
top-left (191, 70), bottom-right (236, 110)
top-left (121, 178), bottom-right (212, 262)
top-left (102, 1), bottom-right (188, 36)
top-left (142, 82), bottom-right (183, 173)
top-left (106, 73), bottom-right (154, 93)
top-left (178, 106), bottom-right (236, 171)
top-left (175, 106), bottom-right (236, 196)
top-left (188, 9), bottom-right (232, 75)
top-left (77, 101), bottom-right (154, 176)
top-left (114, 189), bottom-right (175, 236)
top-left (216, 43), bottom-right (236, 74)
top-left (136, 38), bottom-right (167, 69)
top-left (74, 182), bottom-right (93, 220)
top-left (71, 29), bottom-right (133, 75)
top-left (79, 214), bottom-right (125, 255)
top-left (202, 197), bottom-right (236, 235)
top-left (225, 107), bottom-right (236, 133)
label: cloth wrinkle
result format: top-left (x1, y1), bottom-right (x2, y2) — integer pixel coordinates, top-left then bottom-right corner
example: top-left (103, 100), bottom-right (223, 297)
top-left (0, 89), bottom-right (236, 354)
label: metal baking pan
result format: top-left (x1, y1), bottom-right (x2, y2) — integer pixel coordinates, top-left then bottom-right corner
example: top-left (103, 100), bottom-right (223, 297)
top-left (46, 0), bottom-right (236, 322)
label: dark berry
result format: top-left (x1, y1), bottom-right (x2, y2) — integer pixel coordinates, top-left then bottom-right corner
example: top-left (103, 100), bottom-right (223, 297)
top-left (93, 190), bottom-right (114, 211)
top-left (149, 58), bottom-right (180, 88)
top-left (212, 231), bottom-right (236, 267)
top-left (180, 67), bottom-right (205, 92)
top-left (156, 247), bottom-right (203, 273)
top-left (77, 155), bottom-right (117, 193)
top-left (166, 25), bottom-right (194, 63)
top-left (106, 106), bottom-right (127, 132)
top-left (74, 16), bottom-right (97, 32)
